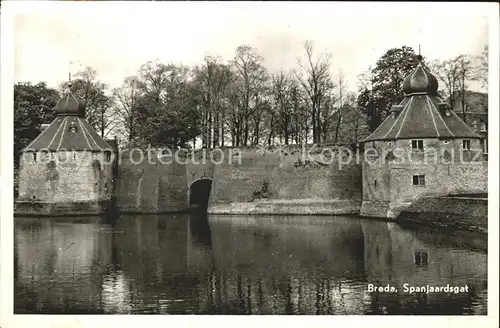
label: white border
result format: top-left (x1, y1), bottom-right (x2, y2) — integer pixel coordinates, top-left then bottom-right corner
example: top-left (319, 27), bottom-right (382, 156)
top-left (1, 2), bottom-right (499, 328)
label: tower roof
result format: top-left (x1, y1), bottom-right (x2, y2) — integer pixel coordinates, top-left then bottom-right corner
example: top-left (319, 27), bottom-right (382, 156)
top-left (54, 84), bottom-right (86, 117)
top-left (364, 55), bottom-right (481, 142)
top-left (401, 55), bottom-right (439, 95)
top-left (23, 89), bottom-right (113, 152)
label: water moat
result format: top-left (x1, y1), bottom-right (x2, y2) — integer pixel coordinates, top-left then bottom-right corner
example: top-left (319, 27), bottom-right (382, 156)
top-left (14, 213), bottom-right (487, 315)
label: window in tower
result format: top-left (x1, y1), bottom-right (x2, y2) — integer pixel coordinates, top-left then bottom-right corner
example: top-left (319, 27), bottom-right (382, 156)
top-left (412, 174), bottom-right (426, 186)
top-left (414, 249), bottom-right (428, 266)
top-left (411, 140), bottom-right (424, 150)
top-left (480, 121), bottom-right (487, 132)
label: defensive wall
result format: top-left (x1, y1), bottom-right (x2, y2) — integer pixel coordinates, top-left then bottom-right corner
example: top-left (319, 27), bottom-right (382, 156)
top-left (15, 143), bottom-right (488, 226)
top-left (207, 144), bottom-right (362, 215)
top-left (114, 149), bottom-right (215, 213)
top-left (111, 144), bottom-right (363, 216)
top-left (110, 143), bottom-right (488, 225)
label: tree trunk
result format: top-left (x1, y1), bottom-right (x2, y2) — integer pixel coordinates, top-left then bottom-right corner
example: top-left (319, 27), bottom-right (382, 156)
top-left (100, 108), bottom-right (105, 138)
top-left (244, 119), bottom-right (249, 146)
top-left (213, 110), bottom-right (219, 148)
top-left (311, 106), bottom-right (317, 143)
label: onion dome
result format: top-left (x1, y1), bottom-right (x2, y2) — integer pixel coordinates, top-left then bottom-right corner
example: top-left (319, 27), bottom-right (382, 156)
top-left (54, 83), bottom-right (85, 117)
top-left (402, 55), bottom-right (439, 95)
top-left (23, 82), bottom-right (113, 151)
top-left (364, 54), bottom-right (481, 142)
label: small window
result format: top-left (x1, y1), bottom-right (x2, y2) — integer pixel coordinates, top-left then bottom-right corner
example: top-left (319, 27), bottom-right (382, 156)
top-left (480, 121), bottom-right (487, 132)
top-left (411, 140), bottom-right (424, 150)
top-left (105, 151), bottom-right (111, 161)
top-left (412, 174), bottom-right (426, 186)
top-left (463, 140), bottom-right (471, 150)
top-left (414, 250), bottom-right (428, 266)
top-left (374, 180), bottom-right (378, 187)
top-left (33, 152), bottom-right (37, 162)
top-left (443, 139), bottom-right (449, 144)
top-left (73, 152), bottom-right (76, 160)
top-left (372, 141), bottom-right (375, 148)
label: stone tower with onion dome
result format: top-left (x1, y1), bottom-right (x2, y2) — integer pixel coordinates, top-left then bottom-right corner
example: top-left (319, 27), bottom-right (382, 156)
top-left (360, 55), bottom-right (487, 218)
top-left (15, 83), bottom-right (117, 215)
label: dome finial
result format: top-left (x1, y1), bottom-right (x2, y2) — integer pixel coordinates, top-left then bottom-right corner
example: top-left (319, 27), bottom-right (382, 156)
top-left (416, 45), bottom-right (423, 63)
top-left (402, 47), bottom-right (439, 95)
top-left (67, 60), bottom-right (73, 90)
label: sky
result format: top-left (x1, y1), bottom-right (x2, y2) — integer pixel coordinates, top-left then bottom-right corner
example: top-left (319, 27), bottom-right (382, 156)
top-left (12, 2), bottom-right (491, 93)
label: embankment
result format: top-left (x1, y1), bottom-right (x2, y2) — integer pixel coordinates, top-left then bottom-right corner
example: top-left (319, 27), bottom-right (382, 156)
top-left (397, 196), bottom-right (488, 233)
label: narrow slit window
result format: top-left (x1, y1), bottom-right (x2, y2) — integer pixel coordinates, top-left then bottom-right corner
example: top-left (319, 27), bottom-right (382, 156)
top-left (411, 140), bottom-right (424, 150)
top-left (463, 139), bottom-right (471, 150)
top-left (33, 152), bottom-right (37, 162)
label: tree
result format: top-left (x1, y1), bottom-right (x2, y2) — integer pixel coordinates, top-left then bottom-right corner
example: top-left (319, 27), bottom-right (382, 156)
top-left (14, 82), bottom-right (60, 163)
top-left (456, 55), bottom-right (475, 121)
top-left (430, 58), bottom-right (461, 109)
top-left (338, 93), bottom-right (370, 143)
top-left (130, 61), bottom-right (201, 149)
top-left (357, 46), bottom-right (418, 131)
top-left (270, 70), bottom-right (294, 144)
top-left (295, 40), bottom-right (334, 143)
top-left (431, 54), bottom-right (476, 121)
top-left (228, 45), bottom-right (269, 146)
top-left (112, 76), bottom-right (142, 144)
top-left (332, 71), bottom-right (347, 143)
top-left (473, 45), bottom-right (488, 89)
top-left (60, 66), bottom-right (114, 138)
top-left (194, 56), bottom-right (232, 148)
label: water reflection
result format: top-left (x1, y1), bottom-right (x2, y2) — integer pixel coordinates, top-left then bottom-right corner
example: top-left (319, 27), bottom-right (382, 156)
top-left (14, 214), bottom-right (487, 315)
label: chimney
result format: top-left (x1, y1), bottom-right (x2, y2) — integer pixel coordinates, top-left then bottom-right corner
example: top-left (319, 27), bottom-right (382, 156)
top-left (390, 105), bottom-right (403, 118)
top-left (438, 102), bottom-right (451, 116)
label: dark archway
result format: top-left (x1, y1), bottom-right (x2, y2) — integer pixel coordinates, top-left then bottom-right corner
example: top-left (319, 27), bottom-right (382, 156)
top-left (189, 178), bottom-right (212, 212)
